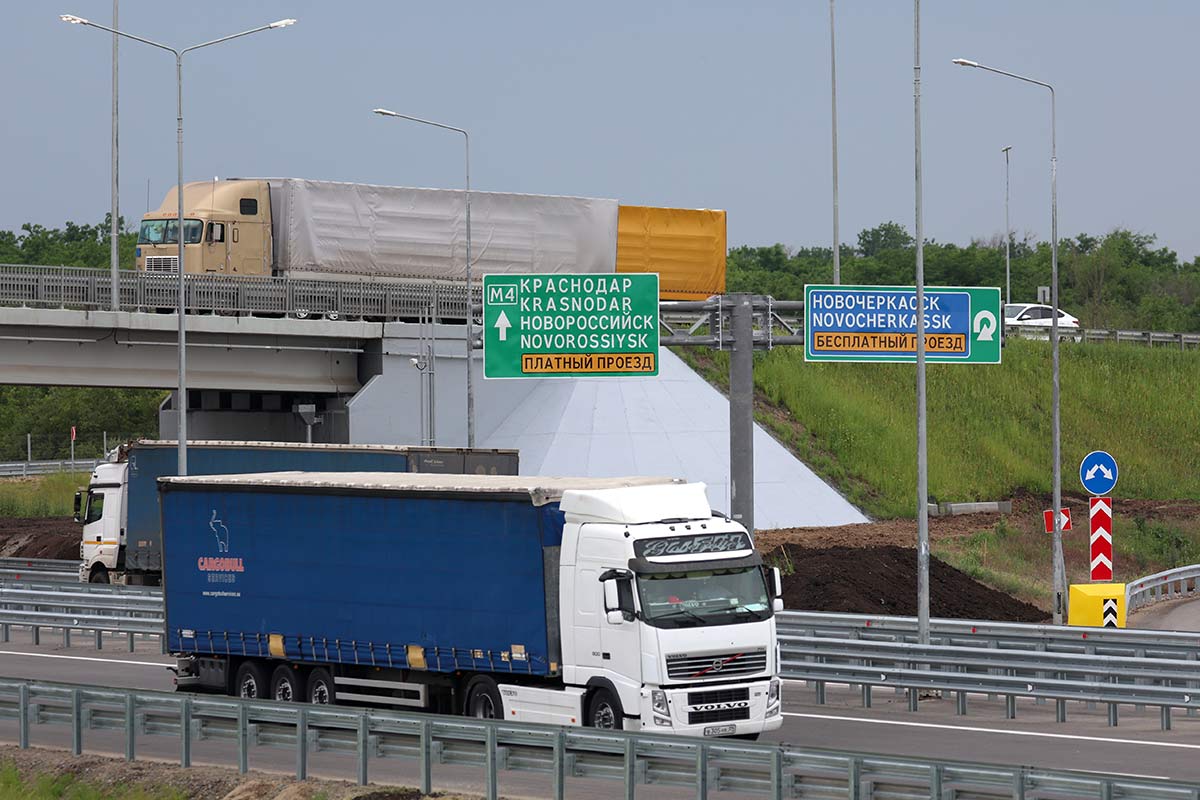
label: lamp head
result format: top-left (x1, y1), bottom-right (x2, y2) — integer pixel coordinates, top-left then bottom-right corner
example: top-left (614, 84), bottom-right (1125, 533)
top-left (1002, 145), bottom-right (1012, 154)
top-left (373, 108), bottom-right (397, 117)
top-left (952, 58), bottom-right (980, 68)
top-left (269, 18), bottom-right (297, 28)
top-left (60, 13), bottom-right (89, 25)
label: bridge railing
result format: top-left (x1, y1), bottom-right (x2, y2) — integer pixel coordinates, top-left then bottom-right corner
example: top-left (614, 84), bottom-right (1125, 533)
top-left (0, 264), bottom-right (470, 321)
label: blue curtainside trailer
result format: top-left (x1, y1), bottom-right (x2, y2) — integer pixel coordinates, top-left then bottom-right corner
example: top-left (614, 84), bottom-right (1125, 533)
top-left (161, 477), bottom-right (563, 676)
top-left (112, 441), bottom-right (517, 583)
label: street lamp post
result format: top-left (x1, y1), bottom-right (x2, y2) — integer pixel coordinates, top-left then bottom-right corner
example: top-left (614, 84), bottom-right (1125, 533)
top-left (953, 57), bottom-right (1066, 623)
top-left (372, 108), bottom-right (475, 448)
top-left (829, 0), bottom-right (841, 284)
top-left (1002, 145), bottom-right (1012, 307)
top-left (61, 13), bottom-right (296, 476)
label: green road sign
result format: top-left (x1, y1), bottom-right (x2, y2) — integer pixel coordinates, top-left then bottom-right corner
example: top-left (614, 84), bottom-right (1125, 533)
top-left (804, 284), bottom-right (1002, 363)
top-left (483, 273), bottom-right (660, 378)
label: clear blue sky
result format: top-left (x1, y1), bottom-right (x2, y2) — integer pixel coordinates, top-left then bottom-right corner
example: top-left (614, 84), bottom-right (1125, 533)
top-left (5, 1), bottom-right (1198, 260)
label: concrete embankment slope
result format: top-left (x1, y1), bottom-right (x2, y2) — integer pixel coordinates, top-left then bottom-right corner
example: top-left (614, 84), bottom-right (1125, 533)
top-left (482, 349), bottom-right (867, 529)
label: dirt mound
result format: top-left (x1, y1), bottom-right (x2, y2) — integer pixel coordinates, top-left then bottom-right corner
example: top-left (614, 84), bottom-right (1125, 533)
top-left (0, 517), bottom-right (80, 560)
top-left (771, 544), bottom-right (1048, 622)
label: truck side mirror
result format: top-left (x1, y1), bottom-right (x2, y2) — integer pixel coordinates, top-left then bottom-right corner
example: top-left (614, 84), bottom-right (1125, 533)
top-left (601, 576), bottom-right (635, 624)
top-left (73, 491), bottom-right (83, 523)
top-left (771, 567), bottom-right (783, 613)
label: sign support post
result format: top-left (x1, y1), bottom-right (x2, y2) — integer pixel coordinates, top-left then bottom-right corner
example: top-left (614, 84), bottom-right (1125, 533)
top-left (729, 295), bottom-right (755, 532)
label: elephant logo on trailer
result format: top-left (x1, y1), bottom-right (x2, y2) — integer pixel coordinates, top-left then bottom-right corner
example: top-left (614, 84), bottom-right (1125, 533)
top-left (209, 510), bottom-right (230, 553)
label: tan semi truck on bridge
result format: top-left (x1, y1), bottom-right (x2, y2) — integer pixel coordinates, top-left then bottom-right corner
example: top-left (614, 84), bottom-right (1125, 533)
top-left (135, 178), bottom-right (725, 300)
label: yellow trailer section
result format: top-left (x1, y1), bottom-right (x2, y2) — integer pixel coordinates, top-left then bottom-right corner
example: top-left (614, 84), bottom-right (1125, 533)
top-left (616, 205), bottom-right (727, 300)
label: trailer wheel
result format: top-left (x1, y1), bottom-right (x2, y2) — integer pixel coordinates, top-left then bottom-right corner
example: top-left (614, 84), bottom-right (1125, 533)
top-left (88, 566), bottom-right (110, 584)
top-left (233, 661), bottom-right (270, 699)
top-left (464, 676), bottom-right (503, 720)
top-left (271, 664), bottom-right (304, 702)
top-left (587, 688), bottom-right (623, 730)
top-left (306, 668), bottom-right (336, 705)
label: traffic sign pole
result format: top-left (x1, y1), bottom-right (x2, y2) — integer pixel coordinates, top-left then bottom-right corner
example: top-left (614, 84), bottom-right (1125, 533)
top-left (729, 295), bottom-right (755, 532)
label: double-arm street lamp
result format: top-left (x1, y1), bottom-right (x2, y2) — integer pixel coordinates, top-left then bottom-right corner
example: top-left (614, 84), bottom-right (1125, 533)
top-left (373, 108), bottom-right (475, 448)
top-left (61, 13), bottom-right (296, 475)
top-left (953, 57), bottom-right (1066, 623)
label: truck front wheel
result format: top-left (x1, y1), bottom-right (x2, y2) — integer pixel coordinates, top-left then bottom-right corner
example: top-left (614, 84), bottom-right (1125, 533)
top-left (88, 566), bottom-right (110, 584)
top-left (587, 688), bottom-right (624, 730)
top-left (464, 676), bottom-right (503, 719)
top-left (233, 661), bottom-right (270, 700)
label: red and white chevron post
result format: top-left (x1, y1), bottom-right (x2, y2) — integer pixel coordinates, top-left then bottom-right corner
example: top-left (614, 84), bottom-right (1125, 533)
top-left (1090, 497), bottom-right (1113, 581)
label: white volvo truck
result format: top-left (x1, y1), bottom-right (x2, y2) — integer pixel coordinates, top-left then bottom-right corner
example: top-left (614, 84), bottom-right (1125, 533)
top-left (162, 473), bottom-right (784, 738)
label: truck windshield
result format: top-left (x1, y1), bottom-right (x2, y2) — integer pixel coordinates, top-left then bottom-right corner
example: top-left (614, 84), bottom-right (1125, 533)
top-left (140, 219), bottom-right (202, 244)
top-left (637, 567), bottom-right (771, 629)
top-left (163, 219), bottom-right (204, 244)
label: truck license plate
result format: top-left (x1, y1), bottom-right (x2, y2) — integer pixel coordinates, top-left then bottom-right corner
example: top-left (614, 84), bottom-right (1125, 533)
top-left (703, 724), bottom-right (736, 737)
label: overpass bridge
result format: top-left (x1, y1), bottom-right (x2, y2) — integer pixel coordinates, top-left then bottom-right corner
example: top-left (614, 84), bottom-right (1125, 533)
top-left (0, 264), bottom-right (862, 528)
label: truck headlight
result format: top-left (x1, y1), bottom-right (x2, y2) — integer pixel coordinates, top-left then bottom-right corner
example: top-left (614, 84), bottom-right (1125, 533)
top-left (651, 689), bottom-right (668, 715)
top-left (768, 679), bottom-right (780, 705)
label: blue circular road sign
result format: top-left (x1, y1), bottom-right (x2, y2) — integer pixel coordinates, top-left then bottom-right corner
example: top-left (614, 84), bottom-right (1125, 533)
top-left (1079, 450), bottom-right (1118, 496)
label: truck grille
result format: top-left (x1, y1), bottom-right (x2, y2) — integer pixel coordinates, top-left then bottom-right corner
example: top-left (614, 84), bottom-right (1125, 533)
top-left (145, 256), bottom-right (179, 272)
top-left (688, 687), bottom-right (750, 706)
top-left (666, 649), bottom-right (767, 680)
top-left (688, 707), bottom-right (751, 725)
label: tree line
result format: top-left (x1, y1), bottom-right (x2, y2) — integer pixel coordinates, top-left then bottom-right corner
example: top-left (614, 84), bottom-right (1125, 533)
top-left (727, 222), bottom-right (1200, 333)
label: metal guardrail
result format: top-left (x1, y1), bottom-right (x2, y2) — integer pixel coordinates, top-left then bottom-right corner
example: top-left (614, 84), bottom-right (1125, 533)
top-left (1, 678), bottom-right (1196, 800)
top-left (1128, 564), bottom-right (1200, 613)
top-left (0, 459), bottom-right (101, 477)
top-left (0, 557), bottom-right (83, 583)
top-left (780, 632), bottom-right (1200, 729)
top-left (0, 263), bottom-right (471, 321)
top-left (0, 579), bottom-right (164, 651)
top-left (5, 264), bottom-right (1199, 349)
top-left (776, 610), bottom-right (1200, 661)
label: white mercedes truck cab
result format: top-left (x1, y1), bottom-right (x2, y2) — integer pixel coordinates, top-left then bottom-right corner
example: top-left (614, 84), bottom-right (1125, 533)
top-left (556, 482), bottom-right (783, 737)
top-left (74, 462), bottom-right (127, 583)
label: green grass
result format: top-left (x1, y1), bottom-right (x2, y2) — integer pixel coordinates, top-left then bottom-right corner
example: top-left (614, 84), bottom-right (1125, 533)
top-left (0, 472), bottom-right (90, 518)
top-left (681, 339), bottom-right (1200, 519)
top-left (933, 514), bottom-right (1200, 610)
top-left (0, 764), bottom-right (185, 800)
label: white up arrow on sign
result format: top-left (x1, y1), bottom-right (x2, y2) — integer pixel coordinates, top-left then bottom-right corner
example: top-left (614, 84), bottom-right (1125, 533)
top-left (495, 310), bottom-right (512, 342)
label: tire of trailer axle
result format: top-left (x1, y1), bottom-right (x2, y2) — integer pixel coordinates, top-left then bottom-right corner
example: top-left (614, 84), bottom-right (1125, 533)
top-left (306, 667), bottom-right (336, 705)
top-left (271, 664), bottom-right (304, 703)
top-left (233, 660), bottom-right (270, 700)
top-left (463, 675), bottom-right (503, 720)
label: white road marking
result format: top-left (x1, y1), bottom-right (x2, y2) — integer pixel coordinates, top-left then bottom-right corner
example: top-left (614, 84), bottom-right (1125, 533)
top-left (783, 711), bottom-right (1200, 754)
top-left (0, 650), bottom-right (170, 668)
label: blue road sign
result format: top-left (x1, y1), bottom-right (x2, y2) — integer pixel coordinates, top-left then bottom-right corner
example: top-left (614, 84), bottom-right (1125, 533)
top-left (1080, 450), bottom-right (1119, 496)
top-left (803, 285), bottom-right (1002, 364)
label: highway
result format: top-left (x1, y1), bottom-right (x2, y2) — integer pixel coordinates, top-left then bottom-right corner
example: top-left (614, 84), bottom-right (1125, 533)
top-left (2, 639), bottom-right (1200, 793)
top-left (1131, 597), bottom-right (1200, 632)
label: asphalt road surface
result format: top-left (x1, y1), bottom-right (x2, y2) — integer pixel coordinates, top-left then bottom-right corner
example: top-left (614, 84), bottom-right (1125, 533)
top-left (1130, 596), bottom-right (1200, 632)
top-left (1, 638), bottom-right (1200, 795)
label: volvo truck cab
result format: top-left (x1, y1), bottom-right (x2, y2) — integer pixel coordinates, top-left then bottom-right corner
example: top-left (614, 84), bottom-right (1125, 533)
top-left (513, 482), bottom-right (783, 737)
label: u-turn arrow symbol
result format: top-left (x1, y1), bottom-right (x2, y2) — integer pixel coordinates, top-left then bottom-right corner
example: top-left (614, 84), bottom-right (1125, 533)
top-left (973, 310), bottom-right (997, 341)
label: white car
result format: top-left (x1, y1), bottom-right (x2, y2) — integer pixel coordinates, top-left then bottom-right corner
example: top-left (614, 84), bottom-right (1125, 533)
top-left (1003, 303), bottom-right (1080, 330)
